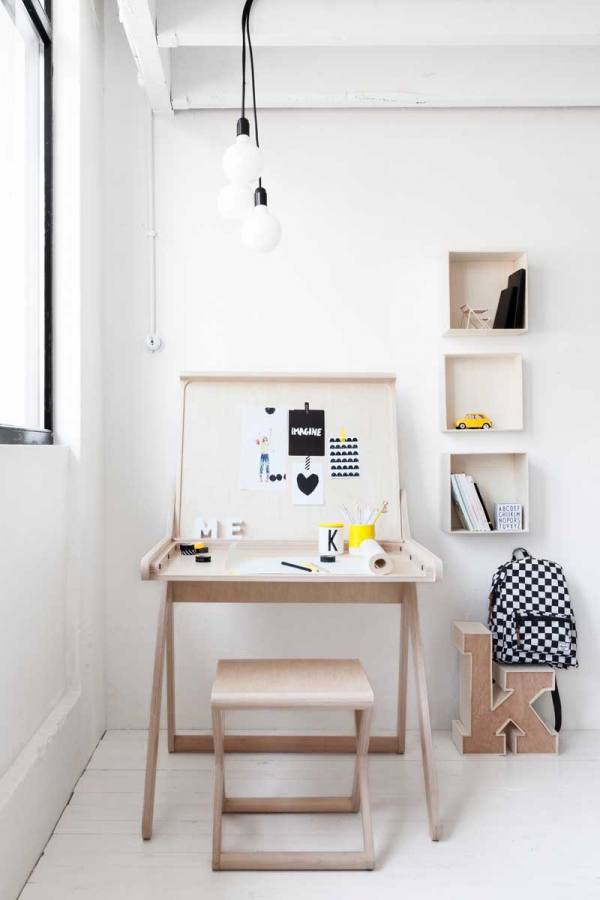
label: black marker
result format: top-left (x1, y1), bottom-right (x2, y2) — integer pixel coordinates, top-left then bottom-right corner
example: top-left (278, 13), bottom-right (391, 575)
top-left (281, 561), bottom-right (313, 573)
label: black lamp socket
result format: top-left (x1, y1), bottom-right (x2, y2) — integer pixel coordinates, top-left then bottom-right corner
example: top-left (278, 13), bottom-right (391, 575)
top-left (254, 186), bottom-right (268, 207)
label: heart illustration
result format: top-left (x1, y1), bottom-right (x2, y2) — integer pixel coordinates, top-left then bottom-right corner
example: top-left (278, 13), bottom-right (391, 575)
top-left (297, 472), bottom-right (319, 496)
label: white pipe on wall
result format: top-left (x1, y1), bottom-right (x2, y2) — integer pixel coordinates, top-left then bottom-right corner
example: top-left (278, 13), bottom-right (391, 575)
top-left (144, 101), bottom-right (162, 352)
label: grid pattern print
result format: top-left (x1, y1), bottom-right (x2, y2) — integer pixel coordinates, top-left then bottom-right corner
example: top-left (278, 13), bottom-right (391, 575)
top-left (489, 555), bottom-right (578, 668)
top-left (328, 436), bottom-right (360, 478)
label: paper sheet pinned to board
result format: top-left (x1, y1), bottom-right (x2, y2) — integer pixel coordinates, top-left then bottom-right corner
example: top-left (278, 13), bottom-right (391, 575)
top-left (329, 435), bottom-right (360, 478)
top-left (292, 458), bottom-right (324, 505)
top-left (239, 405), bottom-right (287, 491)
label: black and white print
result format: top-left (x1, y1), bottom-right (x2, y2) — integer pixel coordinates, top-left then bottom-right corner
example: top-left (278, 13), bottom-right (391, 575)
top-left (292, 456), bottom-right (324, 505)
top-left (288, 409), bottom-right (326, 457)
top-left (329, 436), bottom-right (360, 478)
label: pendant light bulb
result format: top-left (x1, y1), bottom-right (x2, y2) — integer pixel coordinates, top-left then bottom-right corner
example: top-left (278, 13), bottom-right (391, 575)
top-left (241, 187), bottom-right (281, 253)
top-left (216, 182), bottom-right (254, 220)
top-left (222, 117), bottom-right (262, 184)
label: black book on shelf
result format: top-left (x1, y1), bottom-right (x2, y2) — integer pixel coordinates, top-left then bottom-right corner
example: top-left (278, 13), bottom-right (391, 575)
top-left (507, 268), bottom-right (526, 329)
top-left (473, 482), bottom-right (493, 530)
top-left (493, 286), bottom-right (517, 329)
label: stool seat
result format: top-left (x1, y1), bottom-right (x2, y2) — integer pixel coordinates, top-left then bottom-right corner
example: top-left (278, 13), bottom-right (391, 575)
top-left (212, 659), bottom-right (374, 710)
top-left (211, 658), bottom-right (375, 871)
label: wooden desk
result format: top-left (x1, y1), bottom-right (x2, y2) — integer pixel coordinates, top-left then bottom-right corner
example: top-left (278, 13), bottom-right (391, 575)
top-left (140, 492), bottom-right (443, 843)
top-left (140, 372), bottom-right (443, 845)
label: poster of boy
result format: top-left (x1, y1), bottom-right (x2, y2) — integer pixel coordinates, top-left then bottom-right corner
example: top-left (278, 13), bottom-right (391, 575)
top-left (239, 405), bottom-right (287, 491)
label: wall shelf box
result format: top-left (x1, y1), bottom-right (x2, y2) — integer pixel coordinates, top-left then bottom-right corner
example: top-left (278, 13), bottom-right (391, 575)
top-left (442, 452), bottom-right (529, 534)
top-left (443, 251), bottom-right (528, 336)
top-left (443, 354), bottom-right (523, 432)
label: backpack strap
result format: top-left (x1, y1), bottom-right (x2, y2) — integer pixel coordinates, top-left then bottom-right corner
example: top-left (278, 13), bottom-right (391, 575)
top-left (551, 680), bottom-right (562, 733)
top-left (511, 547), bottom-right (532, 561)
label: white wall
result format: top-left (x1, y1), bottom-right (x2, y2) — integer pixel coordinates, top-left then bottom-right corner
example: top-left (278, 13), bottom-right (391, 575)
top-left (0, 3), bottom-right (106, 898)
top-left (0, 447), bottom-right (69, 779)
top-left (104, 3), bottom-right (599, 734)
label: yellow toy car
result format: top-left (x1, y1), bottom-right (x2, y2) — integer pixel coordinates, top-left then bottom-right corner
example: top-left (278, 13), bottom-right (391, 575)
top-left (455, 413), bottom-right (492, 430)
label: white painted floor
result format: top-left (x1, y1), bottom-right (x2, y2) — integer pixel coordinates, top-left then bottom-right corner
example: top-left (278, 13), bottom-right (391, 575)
top-left (23, 729), bottom-right (600, 900)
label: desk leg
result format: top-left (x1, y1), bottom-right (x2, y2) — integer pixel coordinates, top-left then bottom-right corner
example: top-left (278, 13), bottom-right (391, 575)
top-left (396, 594), bottom-right (409, 754)
top-left (166, 598), bottom-right (175, 753)
top-left (406, 585), bottom-right (442, 842)
top-left (142, 582), bottom-right (169, 840)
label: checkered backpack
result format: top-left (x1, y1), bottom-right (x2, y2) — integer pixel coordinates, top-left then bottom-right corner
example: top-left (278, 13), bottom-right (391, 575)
top-left (488, 548), bottom-right (578, 732)
top-left (488, 548), bottom-right (578, 670)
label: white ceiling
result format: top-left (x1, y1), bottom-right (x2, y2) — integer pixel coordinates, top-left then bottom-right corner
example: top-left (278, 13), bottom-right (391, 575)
top-left (117, 0), bottom-right (600, 114)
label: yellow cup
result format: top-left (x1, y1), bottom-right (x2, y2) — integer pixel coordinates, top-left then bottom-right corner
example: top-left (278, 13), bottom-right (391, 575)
top-left (349, 524), bottom-right (375, 555)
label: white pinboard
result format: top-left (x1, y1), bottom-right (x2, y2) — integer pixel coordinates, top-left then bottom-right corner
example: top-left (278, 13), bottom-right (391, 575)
top-left (176, 373), bottom-right (401, 542)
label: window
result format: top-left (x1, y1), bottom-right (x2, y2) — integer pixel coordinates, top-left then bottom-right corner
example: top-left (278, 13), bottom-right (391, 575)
top-left (0, 0), bottom-right (52, 444)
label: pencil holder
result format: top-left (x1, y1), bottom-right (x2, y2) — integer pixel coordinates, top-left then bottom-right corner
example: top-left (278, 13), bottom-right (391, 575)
top-left (349, 524), bottom-right (375, 556)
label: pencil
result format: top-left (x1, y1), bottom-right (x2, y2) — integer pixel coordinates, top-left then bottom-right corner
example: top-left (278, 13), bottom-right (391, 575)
top-left (370, 500), bottom-right (389, 525)
top-left (281, 561), bottom-right (314, 573)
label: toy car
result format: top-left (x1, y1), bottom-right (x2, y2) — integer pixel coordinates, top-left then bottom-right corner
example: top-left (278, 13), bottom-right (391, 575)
top-left (455, 413), bottom-right (492, 430)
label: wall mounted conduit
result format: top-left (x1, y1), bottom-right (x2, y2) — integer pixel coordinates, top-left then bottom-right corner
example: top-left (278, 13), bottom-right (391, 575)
top-left (144, 101), bottom-right (162, 352)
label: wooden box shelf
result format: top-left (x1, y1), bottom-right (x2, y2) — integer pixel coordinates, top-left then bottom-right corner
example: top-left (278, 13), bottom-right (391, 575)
top-left (441, 452), bottom-right (529, 534)
top-left (443, 353), bottom-right (523, 432)
top-left (443, 251), bottom-right (528, 336)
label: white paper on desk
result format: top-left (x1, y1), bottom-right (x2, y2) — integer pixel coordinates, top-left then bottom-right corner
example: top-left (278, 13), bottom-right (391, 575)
top-left (225, 544), bottom-right (393, 577)
top-left (312, 557), bottom-right (369, 575)
top-left (226, 554), bottom-right (322, 576)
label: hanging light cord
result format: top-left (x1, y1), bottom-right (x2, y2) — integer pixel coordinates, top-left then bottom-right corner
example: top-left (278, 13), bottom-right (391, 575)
top-left (241, 2), bottom-right (248, 118)
top-left (241, 0), bottom-right (261, 186)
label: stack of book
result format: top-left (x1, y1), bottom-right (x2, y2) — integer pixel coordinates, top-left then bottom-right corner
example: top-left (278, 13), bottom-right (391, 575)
top-left (493, 268), bottom-right (526, 329)
top-left (451, 473), bottom-right (493, 532)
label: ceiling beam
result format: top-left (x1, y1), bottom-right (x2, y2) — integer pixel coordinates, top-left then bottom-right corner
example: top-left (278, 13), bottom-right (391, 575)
top-left (117, 0), bottom-right (173, 115)
top-left (171, 45), bottom-right (600, 110)
top-left (158, 0), bottom-right (600, 49)
top-left (116, 0), bottom-right (600, 110)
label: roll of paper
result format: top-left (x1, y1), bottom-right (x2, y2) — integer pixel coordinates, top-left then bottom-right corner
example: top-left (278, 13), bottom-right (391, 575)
top-left (356, 538), bottom-right (393, 575)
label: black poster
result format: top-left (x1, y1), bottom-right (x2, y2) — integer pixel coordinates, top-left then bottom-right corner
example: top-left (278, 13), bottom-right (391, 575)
top-left (288, 408), bottom-right (325, 456)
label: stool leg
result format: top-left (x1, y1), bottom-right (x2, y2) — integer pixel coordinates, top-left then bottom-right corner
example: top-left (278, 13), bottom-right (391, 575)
top-left (351, 710), bottom-right (364, 811)
top-left (217, 702), bottom-right (374, 871)
top-left (212, 708), bottom-right (225, 870)
top-left (356, 708), bottom-right (374, 868)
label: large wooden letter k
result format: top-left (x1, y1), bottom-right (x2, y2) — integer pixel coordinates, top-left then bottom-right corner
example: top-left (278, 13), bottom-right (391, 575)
top-left (452, 622), bottom-right (558, 755)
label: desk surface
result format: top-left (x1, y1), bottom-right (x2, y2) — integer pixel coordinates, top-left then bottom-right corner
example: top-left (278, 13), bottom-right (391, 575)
top-left (149, 540), bottom-right (438, 584)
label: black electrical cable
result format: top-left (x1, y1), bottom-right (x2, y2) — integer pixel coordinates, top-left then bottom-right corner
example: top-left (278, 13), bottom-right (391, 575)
top-left (246, 4), bottom-right (259, 149)
top-left (241, 0), bottom-right (262, 187)
top-left (241, 0), bottom-right (250, 119)
top-left (245, 2), bottom-right (261, 186)
top-left (241, 0), bottom-right (255, 121)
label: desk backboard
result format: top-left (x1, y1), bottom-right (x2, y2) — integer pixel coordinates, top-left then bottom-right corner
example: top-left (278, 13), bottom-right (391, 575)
top-left (177, 373), bottom-right (401, 542)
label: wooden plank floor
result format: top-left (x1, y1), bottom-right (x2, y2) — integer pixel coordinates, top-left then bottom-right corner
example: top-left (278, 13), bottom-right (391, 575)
top-left (22, 729), bottom-right (600, 899)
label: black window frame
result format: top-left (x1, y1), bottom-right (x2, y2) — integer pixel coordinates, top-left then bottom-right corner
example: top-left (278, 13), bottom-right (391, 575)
top-left (0, 0), bottom-right (52, 446)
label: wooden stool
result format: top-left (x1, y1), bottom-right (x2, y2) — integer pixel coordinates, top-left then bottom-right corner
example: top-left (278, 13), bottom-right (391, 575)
top-left (211, 659), bottom-right (375, 871)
